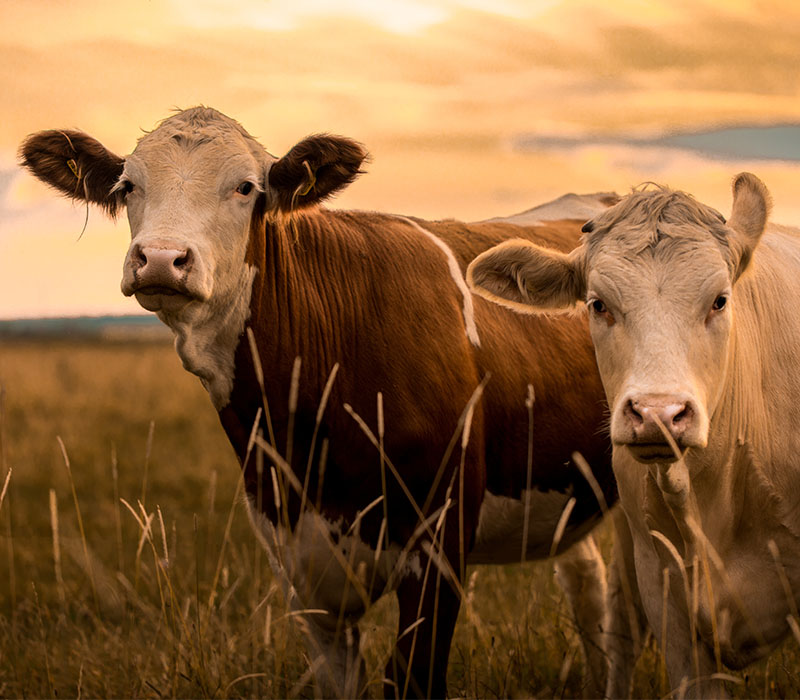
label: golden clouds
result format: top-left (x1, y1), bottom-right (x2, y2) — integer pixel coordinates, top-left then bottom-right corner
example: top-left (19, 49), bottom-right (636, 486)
top-left (1, 0), bottom-right (799, 316)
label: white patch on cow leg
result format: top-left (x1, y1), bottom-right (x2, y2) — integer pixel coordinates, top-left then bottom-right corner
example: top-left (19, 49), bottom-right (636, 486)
top-left (163, 263), bottom-right (257, 409)
top-left (396, 216), bottom-right (481, 347)
top-left (297, 609), bottom-right (367, 698)
top-left (555, 535), bottom-right (609, 698)
top-left (243, 497), bottom-right (365, 696)
top-left (471, 488), bottom-right (579, 562)
top-left (243, 496), bottom-right (421, 696)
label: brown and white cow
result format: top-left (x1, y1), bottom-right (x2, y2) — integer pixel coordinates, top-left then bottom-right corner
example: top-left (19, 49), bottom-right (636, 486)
top-left (21, 107), bottom-right (620, 698)
top-left (469, 172), bottom-right (800, 697)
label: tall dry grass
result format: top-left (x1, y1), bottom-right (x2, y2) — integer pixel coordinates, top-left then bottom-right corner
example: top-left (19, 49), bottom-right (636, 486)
top-left (0, 338), bottom-right (798, 698)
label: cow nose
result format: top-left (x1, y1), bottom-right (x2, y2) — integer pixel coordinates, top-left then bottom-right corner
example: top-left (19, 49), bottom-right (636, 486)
top-left (133, 245), bottom-right (192, 273)
top-left (132, 245), bottom-right (193, 286)
top-left (624, 395), bottom-right (695, 442)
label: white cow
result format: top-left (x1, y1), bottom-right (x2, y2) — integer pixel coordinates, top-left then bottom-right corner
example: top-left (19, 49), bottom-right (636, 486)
top-left (468, 173), bottom-right (800, 698)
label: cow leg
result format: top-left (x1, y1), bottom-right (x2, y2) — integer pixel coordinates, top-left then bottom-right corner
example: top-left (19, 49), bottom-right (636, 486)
top-left (291, 598), bottom-right (366, 699)
top-left (554, 533), bottom-right (609, 697)
top-left (604, 507), bottom-right (649, 699)
top-left (245, 500), bottom-right (370, 697)
top-left (387, 554), bottom-right (461, 699)
top-left (630, 524), bottom-right (726, 699)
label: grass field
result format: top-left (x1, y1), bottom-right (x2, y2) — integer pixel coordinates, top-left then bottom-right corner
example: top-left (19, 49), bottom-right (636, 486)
top-left (0, 338), bottom-right (798, 698)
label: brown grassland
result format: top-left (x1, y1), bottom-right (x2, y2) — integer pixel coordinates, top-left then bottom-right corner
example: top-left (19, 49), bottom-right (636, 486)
top-left (0, 338), bottom-right (798, 698)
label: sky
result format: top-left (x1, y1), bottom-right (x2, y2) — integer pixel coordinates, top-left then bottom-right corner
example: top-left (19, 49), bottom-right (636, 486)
top-left (1, 0), bottom-right (799, 318)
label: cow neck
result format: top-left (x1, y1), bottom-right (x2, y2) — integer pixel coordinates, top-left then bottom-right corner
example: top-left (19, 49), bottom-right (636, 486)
top-left (215, 206), bottom-right (369, 523)
top-left (686, 271), bottom-right (795, 549)
top-left (161, 261), bottom-right (257, 412)
top-left (222, 207), bottom-right (357, 457)
top-left (249, 208), bottom-right (357, 387)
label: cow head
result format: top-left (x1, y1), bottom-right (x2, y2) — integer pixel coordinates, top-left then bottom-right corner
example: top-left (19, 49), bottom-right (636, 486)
top-left (468, 173), bottom-right (770, 464)
top-left (19, 107), bottom-right (368, 324)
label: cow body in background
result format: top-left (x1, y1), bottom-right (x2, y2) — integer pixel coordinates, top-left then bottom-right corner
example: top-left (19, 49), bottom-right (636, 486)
top-left (469, 173), bottom-right (800, 698)
top-left (21, 107), bottom-right (619, 698)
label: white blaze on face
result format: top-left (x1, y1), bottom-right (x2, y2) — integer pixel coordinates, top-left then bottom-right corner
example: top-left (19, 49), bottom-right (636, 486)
top-left (117, 111), bottom-right (273, 408)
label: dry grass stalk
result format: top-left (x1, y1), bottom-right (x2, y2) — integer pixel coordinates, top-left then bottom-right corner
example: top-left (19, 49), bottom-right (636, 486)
top-left (521, 383), bottom-right (535, 564)
top-left (8, 341), bottom-right (800, 697)
top-left (660, 565), bottom-right (670, 692)
top-left (31, 581), bottom-right (55, 697)
top-left (48, 488), bottom-right (66, 605)
top-left (549, 496), bottom-right (577, 558)
top-left (0, 467), bottom-right (11, 516)
top-left (141, 419), bottom-right (155, 508)
top-left (110, 443), bottom-right (124, 573)
top-left (246, 327), bottom-right (276, 448)
top-left (205, 408), bottom-right (259, 619)
top-left (57, 435), bottom-right (99, 611)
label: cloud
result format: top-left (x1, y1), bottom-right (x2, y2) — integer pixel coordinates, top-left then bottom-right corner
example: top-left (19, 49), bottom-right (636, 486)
top-left (514, 124), bottom-right (800, 163)
top-left (3, 0), bottom-right (800, 317)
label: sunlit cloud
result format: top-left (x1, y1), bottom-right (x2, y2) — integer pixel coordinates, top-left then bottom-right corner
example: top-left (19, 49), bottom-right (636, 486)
top-left (1, 0), bottom-right (799, 317)
top-left (173, 0), bottom-right (447, 34)
top-left (170, 0), bottom-right (551, 35)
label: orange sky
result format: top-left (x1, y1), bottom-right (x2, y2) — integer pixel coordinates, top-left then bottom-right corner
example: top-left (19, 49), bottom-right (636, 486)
top-left (1, 0), bottom-right (799, 318)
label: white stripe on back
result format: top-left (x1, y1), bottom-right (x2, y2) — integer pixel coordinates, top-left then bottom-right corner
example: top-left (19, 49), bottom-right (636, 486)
top-left (397, 216), bottom-right (481, 348)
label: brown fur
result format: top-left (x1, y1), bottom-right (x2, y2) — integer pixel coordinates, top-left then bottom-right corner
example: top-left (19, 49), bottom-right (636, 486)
top-left (226, 207), bottom-right (616, 697)
top-left (267, 134), bottom-right (369, 212)
top-left (20, 109), bottom-right (617, 698)
top-left (19, 130), bottom-right (125, 217)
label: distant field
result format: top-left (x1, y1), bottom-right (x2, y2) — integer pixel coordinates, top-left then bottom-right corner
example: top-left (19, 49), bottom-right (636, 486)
top-left (0, 339), bottom-right (798, 698)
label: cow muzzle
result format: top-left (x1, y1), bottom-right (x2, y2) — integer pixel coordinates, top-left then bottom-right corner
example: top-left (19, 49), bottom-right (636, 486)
top-left (123, 243), bottom-right (203, 312)
top-left (614, 393), bottom-right (706, 463)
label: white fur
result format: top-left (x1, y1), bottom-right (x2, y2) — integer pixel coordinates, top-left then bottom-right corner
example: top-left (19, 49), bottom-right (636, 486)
top-left (555, 536), bottom-right (609, 698)
top-left (472, 488), bottom-right (611, 697)
top-left (471, 488), bottom-right (576, 563)
top-left (244, 496), bottom-right (423, 695)
top-left (488, 192), bottom-right (616, 226)
top-left (118, 110), bottom-right (268, 408)
top-left (163, 264), bottom-right (256, 409)
top-left (396, 216), bottom-right (481, 348)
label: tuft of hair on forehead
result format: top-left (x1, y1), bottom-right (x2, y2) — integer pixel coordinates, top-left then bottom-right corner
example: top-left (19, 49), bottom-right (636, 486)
top-left (582, 183), bottom-right (730, 256)
top-left (138, 106), bottom-right (264, 152)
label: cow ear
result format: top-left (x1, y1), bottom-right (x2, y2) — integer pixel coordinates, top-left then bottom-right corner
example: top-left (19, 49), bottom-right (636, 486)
top-left (467, 239), bottom-right (586, 314)
top-left (726, 172), bottom-right (771, 281)
top-left (19, 130), bottom-right (126, 218)
top-left (267, 134), bottom-right (368, 212)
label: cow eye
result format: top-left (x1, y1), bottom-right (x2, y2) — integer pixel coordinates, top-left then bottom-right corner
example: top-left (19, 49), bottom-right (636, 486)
top-left (711, 295), bottom-right (727, 312)
top-left (588, 297), bottom-right (615, 326)
top-left (236, 181), bottom-right (254, 196)
top-left (590, 299), bottom-right (607, 315)
top-left (121, 180), bottom-right (135, 196)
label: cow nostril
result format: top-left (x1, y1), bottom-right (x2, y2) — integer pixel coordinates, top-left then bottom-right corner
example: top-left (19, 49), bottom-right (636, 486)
top-left (135, 247), bottom-right (148, 267)
top-left (624, 399), bottom-right (644, 426)
top-left (174, 250), bottom-right (191, 269)
top-left (672, 404), bottom-right (692, 426)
